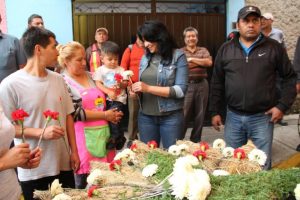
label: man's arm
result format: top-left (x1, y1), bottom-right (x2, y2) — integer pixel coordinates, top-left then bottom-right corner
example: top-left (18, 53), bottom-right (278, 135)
top-left (276, 44), bottom-right (297, 113)
top-left (187, 57), bottom-right (213, 68)
top-left (293, 37), bottom-right (300, 93)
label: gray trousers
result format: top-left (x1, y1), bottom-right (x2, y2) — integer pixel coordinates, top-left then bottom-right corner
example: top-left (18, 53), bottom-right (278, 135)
top-left (181, 79), bottom-right (209, 142)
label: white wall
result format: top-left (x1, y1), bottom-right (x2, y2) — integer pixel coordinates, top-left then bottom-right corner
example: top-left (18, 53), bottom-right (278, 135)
top-left (5, 0), bottom-right (73, 44)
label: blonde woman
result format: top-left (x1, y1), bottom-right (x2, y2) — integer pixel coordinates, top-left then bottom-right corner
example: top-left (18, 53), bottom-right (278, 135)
top-left (58, 41), bottom-right (123, 189)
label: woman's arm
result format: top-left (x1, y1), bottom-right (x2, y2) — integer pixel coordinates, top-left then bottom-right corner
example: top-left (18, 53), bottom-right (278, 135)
top-left (65, 114), bottom-right (80, 171)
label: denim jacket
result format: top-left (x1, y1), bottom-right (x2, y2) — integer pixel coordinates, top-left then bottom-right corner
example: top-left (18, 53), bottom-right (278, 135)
top-left (139, 49), bottom-right (188, 112)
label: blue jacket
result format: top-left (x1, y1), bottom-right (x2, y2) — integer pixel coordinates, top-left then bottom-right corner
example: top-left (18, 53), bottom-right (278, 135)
top-left (139, 49), bottom-right (188, 112)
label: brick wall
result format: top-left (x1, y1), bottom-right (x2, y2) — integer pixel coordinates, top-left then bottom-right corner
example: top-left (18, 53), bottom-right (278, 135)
top-left (246, 0), bottom-right (300, 60)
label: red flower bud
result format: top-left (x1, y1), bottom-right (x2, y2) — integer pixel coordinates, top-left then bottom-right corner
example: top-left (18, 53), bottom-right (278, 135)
top-left (109, 159), bottom-right (122, 171)
top-left (193, 150), bottom-right (207, 161)
top-left (130, 143), bottom-right (137, 152)
top-left (147, 140), bottom-right (158, 149)
top-left (199, 142), bottom-right (210, 151)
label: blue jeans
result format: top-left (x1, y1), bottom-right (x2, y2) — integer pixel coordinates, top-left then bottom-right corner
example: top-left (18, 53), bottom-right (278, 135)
top-left (138, 110), bottom-right (183, 149)
top-left (224, 109), bottom-right (274, 169)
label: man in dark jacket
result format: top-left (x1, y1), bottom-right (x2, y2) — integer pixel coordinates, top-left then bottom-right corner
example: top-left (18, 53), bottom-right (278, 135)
top-left (209, 6), bottom-right (296, 169)
top-left (293, 36), bottom-right (300, 152)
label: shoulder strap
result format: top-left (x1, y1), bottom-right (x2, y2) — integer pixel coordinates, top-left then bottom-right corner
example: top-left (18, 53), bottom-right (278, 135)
top-left (63, 75), bottom-right (84, 93)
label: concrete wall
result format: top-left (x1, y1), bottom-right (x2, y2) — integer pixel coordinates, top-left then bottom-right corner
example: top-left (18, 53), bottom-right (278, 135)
top-left (246, 0), bottom-right (300, 60)
top-left (5, 0), bottom-right (73, 44)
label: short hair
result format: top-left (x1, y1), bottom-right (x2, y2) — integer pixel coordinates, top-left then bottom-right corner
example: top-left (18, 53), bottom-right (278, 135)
top-left (183, 26), bottom-right (198, 37)
top-left (22, 27), bottom-right (56, 58)
top-left (137, 20), bottom-right (177, 63)
top-left (57, 41), bottom-right (85, 69)
top-left (28, 14), bottom-right (43, 25)
top-left (101, 41), bottom-right (120, 56)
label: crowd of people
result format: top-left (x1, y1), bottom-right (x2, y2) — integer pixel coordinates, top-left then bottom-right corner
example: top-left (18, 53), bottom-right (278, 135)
top-left (0, 5), bottom-right (300, 199)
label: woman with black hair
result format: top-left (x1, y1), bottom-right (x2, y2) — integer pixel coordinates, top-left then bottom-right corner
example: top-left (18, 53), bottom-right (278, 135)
top-left (131, 20), bottom-right (188, 149)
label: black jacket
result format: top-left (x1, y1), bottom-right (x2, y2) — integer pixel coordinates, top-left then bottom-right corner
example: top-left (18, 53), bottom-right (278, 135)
top-left (293, 36), bottom-right (300, 83)
top-left (209, 34), bottom-right (296, 116)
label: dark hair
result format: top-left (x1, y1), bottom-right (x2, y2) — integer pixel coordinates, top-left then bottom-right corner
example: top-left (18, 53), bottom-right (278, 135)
top-left (27, 14), bottom-right (43, 25)
top-left (137, 20), bottom-right (177, 63)
top-left (101, 41), bottom-right (120, 56)
top-left (22, 27), bottom-right (56, 58)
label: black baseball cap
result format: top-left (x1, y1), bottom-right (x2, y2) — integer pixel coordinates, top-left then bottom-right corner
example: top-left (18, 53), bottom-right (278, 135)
top-left (237, 6), bottom-right (261, 21)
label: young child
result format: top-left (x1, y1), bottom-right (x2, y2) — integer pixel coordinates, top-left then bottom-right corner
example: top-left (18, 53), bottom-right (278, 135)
top-left (93, 41), bottom-right (127, 150)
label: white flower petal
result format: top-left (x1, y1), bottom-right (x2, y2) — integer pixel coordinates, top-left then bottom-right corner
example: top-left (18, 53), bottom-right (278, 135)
top-left (87, 169), bottom-right (102, 185)
top-left (222, 147), bottom-right (234, 158)
top-left (168, 145), bottom-right (181, 156)
top-left (295, 183), bottom-right (300, 200)
top-left (248, 149), bottom-right (267, 166)
top-left (213, 139), bottom-right (226, 150)
top-left (50, 179), bottom-right (63, 197)
top-left (142, 164), bottom-right (158, 177)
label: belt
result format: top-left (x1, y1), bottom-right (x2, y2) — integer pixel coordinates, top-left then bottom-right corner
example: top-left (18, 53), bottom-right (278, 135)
top-left (188, 79), bottom-right (204, 84)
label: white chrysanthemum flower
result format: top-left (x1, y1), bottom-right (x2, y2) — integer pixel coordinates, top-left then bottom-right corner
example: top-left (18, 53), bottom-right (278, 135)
top-left (212, 169), bottom-right (230, 176)
top-left (173, 155), bottom-right (199, 173)
top-left (50, 179), bottom-right (63, 197)
top-left (248, 149), bottom-right (267, 166)
top-left (168, 145), bottom-right (181, 156)
top-left (114, 148), bottom-right (135, 161)
top-left (142, 164), bottom-right (158, 177)
top-left (222, 147), bottom-right (235, 158)
top-left (213, 138), bottom-right (226, 150)
top-left (122, 70), bottom-right (134, 80)
top-left (52, 193), bottom-right (72, 200)
top-left (295, 183), bottom-right (300, 200)
top-left (178, 144), bottom-right (189, 155)
top-left (187, 169), bottom-right (210, 200)
top-left (169, 174), bottom-right (190, 199)
top-left (87, 169), bottom-right (102, 185)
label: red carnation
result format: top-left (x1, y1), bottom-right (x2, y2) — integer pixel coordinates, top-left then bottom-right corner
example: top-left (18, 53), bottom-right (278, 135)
top-left (130, 143), bottom-right (137, 152)
top-left (234, 148), bottom-right (246, 160)
top-left (11, 109), bottom-right (29, 122)
top-left (11, 109), bottom-right (29, 143)
top-left (109, 159), bottom-right (122, 171)
top-left (199, 141), bottom-right (210, 151)
top-left (147, 140), bottom-right (158, 149)
top-left (114, 73), bottom-right (123, 83)
top-left (193, 150), bottom-right (207, 161)
top-left (87, 185), bottom-right (99, 197)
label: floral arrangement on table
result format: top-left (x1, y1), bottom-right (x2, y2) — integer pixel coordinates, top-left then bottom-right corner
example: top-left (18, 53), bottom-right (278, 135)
top-left (33, 139), bottom-right (300, 200)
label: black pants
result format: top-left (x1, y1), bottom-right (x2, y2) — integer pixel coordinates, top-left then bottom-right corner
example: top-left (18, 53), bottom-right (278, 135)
top-left (106, 100), bottom-right (126, 150)
top-left (20, 170), bottom-right (75, 200)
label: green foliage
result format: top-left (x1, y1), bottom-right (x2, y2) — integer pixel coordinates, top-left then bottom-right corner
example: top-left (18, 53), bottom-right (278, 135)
top-left (148, 167), bottom-right (300, 200)
top-left (208, 168), bottom-right (300, 200)
top-left (146, 151), bottom-right (176, 182)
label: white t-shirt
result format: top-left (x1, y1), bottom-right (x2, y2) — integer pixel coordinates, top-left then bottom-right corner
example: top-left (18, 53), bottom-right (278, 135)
top-left (93, 65), bottom-right (127, 104)
top-left (0, 102), bottom-right (22, 200)
top-left (0, 69), bottom-right (74, 181)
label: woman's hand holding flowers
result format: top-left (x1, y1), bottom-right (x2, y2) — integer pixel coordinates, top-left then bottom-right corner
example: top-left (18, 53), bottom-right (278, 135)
top-left (104, 108), bottom-right (123, 124)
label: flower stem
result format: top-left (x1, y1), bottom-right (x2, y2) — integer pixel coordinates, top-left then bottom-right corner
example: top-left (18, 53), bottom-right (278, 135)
top-left (37, 118), bottom-right (50, 148)
top-left (21, 122), bottom-right (26, 143)
top-left (58, 119), bottom-right (70, 154)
